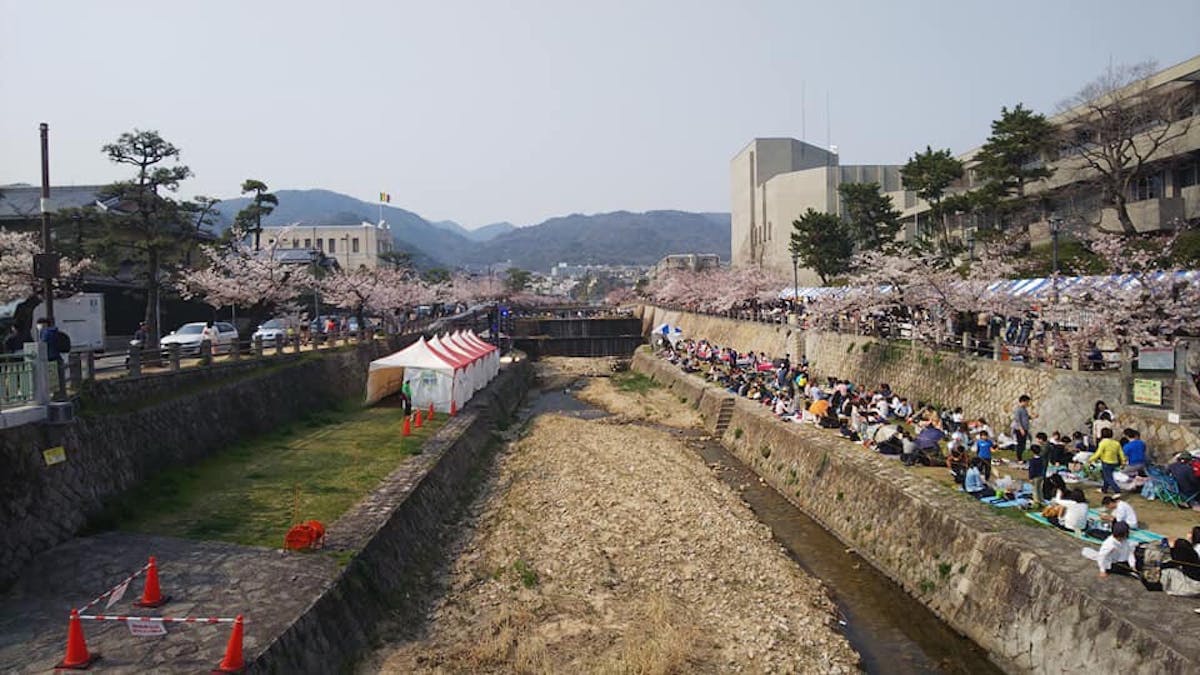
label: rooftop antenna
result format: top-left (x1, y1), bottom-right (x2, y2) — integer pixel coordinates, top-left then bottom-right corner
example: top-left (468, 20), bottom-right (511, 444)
top-left (801, 81), bottom-right (806, 141)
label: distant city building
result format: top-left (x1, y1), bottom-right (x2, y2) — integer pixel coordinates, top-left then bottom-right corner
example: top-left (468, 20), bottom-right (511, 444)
top-left (655, 253), bottom-right (721, 276)
top-left (550, 262), bottom-right (589, 279)
top-left (264, 221), bottom-right (393, 269)
top-left (730, 139), bottom-right (908, 282)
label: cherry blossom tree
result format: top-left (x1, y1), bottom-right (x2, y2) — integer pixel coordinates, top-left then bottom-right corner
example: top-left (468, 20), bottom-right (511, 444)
top-left (0, 230), bottom-right (91, 339)
top-left (179, 226), bottom-right (314, 335)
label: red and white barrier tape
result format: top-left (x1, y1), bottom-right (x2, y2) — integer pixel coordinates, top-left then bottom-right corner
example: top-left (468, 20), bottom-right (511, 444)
top-left (78, 614), bottom-right (240, 624)
top-left (77, 561), bottom-right (152, 613)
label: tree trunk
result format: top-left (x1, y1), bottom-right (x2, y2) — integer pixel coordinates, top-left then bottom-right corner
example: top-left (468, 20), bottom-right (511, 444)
top-left (1113, 193), bottom-right (1137, 235)
top-left (145, 248), bottom-right (161, 349)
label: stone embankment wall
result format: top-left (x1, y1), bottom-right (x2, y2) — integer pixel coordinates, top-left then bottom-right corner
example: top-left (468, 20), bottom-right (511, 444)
top-left (639, 305), bottom-right (1200, 457)
top-left (633, 350), bottom-right (1200, 675)
top-left (248, 358), bottom-right (534, 674)
top-left (0, 338), bottom-right (418, 589)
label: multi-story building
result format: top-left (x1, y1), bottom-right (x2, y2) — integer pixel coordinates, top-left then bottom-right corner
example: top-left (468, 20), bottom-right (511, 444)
top-left (730, 138), bottom-right (910, 282)
top-left (654, 253), bottom-right (721, 276)
top-left (901, 55), bottom-right (1200, 246)
top-left (264, 221), bottom-right (394, 269)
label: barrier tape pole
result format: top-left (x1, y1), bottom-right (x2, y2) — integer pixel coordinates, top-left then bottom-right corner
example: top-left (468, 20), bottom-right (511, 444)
top-left (77, 562), bottom-right (152, 614)
top-left (78, 614), bottom-right (240, 624)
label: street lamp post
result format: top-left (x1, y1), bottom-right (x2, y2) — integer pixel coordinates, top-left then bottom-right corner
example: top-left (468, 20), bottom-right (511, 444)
top-left (790, 251), bottom-right (800, 315)
top-left (1048, 215), bottom-right (1064, 305)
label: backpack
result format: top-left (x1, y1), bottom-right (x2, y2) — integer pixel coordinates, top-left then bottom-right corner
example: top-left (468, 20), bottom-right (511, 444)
top-left (54, 330), bottom-right (71, 354)
top-left (1190, 458), bottom-right (1200, 480)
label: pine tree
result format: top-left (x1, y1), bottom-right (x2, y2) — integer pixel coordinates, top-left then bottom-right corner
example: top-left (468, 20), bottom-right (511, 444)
top-left (789, 209), bottom-right (854, 285)
top-left (837, 182), bottom-right (902, 252)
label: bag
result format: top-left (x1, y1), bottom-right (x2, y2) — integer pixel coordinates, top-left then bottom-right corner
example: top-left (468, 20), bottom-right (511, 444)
top-left (54, 330), bottom-right (71, 354)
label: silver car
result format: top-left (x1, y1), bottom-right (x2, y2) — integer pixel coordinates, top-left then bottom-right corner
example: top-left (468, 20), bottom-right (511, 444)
top-left (160, 322), bottom-right (238, 356)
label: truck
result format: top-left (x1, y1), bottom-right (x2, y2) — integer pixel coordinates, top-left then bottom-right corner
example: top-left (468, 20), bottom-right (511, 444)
top-left (34, 293), bottom-right (106, 352)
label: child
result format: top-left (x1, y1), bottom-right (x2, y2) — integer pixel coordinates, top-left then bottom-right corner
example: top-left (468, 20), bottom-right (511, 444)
top-left (1028, 444), bottom-right (1046, 507)
top-left (973, 430), bottom-right (995, 480)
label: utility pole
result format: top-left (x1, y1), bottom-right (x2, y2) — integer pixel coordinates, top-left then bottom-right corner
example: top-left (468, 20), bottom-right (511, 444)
top-left (38, 123), bottom-right (56, 323)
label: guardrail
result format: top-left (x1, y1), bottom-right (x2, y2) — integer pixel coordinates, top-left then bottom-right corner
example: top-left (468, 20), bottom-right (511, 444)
top-left (0, 349), bottom-right (38, 409)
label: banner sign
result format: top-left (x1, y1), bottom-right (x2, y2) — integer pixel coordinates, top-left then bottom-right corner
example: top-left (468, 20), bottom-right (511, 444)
top-left (127, 619), bottom-right (167, 637)
top-left (42, 446), bottom-right (66, 466)
top-left (1132, 378), bottom-right (1163, 406)
top-left (1137, 348), bottom-right (1174, 371)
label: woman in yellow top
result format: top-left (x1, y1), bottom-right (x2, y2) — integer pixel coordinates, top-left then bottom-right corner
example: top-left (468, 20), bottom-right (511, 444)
top-left (1089, 427), bottom-right (1127, 495)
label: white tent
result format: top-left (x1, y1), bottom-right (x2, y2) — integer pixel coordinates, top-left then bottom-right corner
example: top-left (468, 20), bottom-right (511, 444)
top-left (426, 336), bottom-right (476, 408)
top-left (463, 330), bottom-right (500, 378)
top-left (430, 334), bottom-right (483, 394)
top-left (449, 332), bottom-right (494, 383)
top-left (653, 323), bottom-right (684, 346)
top-left (365, 336), bottom-right (460, 409)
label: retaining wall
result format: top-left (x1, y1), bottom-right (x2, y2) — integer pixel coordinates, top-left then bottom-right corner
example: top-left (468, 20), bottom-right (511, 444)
top-left (640, 305), bottom-right (1200, 458)
top-left (248, 357), bottom-right (534, 673)
top-left (0, 339), bottom-right (416, 589)
top-left (634, 349), bottom-right (1200, 675)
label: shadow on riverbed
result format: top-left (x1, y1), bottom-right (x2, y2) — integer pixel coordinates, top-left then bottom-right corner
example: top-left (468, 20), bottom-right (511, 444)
top-left (535, 377), bottom-right (1001, 675)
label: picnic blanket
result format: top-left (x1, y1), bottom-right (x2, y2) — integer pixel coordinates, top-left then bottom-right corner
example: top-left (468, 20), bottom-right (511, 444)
top-left (1024, 511), bottom-right (1167, 545)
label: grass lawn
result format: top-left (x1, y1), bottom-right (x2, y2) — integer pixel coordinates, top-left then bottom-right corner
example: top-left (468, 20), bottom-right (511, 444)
top-left (92, 403), bottom-right (445, 548)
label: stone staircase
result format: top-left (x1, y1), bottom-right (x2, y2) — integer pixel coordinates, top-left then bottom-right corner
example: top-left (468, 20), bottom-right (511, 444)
top-left (714, 398), bottom-right (735, 435)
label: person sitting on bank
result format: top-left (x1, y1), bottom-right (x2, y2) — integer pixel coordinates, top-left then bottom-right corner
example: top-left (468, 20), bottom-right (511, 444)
top-left (1082, 521), bottom-right (1137, 579)
top-left (947, 444), bottom-right (969, 485)
top-left (1121, 428), bottom-right (1148, 475)
top-left (1100, 495), bottom-right (1138, 529)
top-left (1052, 488), bottom-right (1090, 536)
top-left (1161, 536), bottom-right (1200, 597)
top-left (964, 458), bottom-right (992, 500)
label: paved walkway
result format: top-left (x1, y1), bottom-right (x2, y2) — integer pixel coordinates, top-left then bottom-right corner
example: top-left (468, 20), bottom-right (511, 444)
top-left (0, 532), bottom-right (337, 673)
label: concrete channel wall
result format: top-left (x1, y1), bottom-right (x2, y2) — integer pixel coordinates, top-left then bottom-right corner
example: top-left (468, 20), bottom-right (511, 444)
top-left (633, 350), bottom-right (1200, 675)
top-left (0, 338), bottom-right (419, 589)
top-left (248, 357), bottom-right (534, 673)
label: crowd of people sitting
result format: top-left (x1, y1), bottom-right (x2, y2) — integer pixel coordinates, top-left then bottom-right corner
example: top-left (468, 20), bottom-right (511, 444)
top-left (657, 334), bottom-right (1200, 597)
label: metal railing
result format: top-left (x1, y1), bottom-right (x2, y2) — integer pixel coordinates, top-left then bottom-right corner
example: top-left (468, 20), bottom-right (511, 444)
top-left (0, 349), bottom-right (38, 409)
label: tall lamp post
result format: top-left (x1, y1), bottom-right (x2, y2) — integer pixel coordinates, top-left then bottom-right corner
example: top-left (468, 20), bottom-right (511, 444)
top-left (790, 251), bottom-right (799, 312)
top-left (1048, 215), bottom-right (1064, 304)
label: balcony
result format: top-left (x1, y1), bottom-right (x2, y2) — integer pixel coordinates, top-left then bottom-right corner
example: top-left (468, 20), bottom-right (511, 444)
top-left (1098, 196), bottom-right (1185, 232)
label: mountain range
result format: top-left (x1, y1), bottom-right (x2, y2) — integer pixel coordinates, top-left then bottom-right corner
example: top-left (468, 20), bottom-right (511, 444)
top-left (212, 189), bottom-right (729, 272)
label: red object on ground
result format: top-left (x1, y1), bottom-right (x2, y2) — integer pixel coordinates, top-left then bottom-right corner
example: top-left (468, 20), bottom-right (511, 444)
top-left (402, 416), bottom-right (411, 436)
top-left (212, 614), bottom-right (245, 673)
top-left (428, 402), bottom-right (435, 419)
top-left (304, 520), bottom-right (326, 547)
top-left (284, 521), bottom-right (325, 551)
top-left (414, 410), bottom-right (423, 428)
top-left (450, 399), bottom-right (457, 416)
top-left (134, 556), bottom-right (170, 608)
top-left (56, 609), bottom-right (100, 670)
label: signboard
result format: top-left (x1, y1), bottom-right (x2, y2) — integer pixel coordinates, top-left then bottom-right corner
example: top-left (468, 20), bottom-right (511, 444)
top-left (127, 619), bottom-right (167, 637)
top-left (1132, 378), bottom-right (1163, 406)
top-left (42, 446), bottom-right (66, 466)
top-left (1137, 348), bottom-right (1175, 371)
top-left (106, 579), bottom-right (130, 610)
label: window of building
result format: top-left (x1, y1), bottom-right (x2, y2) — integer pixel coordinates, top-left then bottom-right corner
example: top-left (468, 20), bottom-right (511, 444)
top-left (268, 238), bottom-right (275, 245)
top-left (328, 238), bottom-right (335, 253)
top-left (304, 238), bottom-right (311, 248)
top-left (352, 237), bottom-right (360, 253)
top-left (1176, 162), bottom-right (1199, 190)
top-left (1131, 172), bottom-right (1164, 201)
top-left (316, 238), bottom-right (324, 250)
top-left (293, 239), bottom-right (299, 248)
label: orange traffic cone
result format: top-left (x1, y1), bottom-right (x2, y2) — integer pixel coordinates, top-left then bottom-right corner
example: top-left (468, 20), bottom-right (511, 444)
top-left (450, 399), bottom-right (457, 416)
top-left (134, 556), bottom-right (170, 608)
top-left (402, 416), bottom-right (411, 437)
top-left (414, 410), bottom-right (423, 428)
top-left (56, 609), bottom-right (100, 670)
top-left (213, 615), bottom-right (245, 673)
top-left (428, 402), bottom-right (435, 419)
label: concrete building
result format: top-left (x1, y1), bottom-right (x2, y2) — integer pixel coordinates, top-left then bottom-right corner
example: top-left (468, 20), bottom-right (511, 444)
top-left (264, 221), bottom-right (394, 269)
top-left (730, 139), bottom-right (909, 282)
top-left (900, 55), bottom-right (1200, 246)
top-left (655, 253), bottom-right (721, 276)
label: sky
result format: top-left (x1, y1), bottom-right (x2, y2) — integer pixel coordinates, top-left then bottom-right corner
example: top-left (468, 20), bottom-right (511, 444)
top-left (2, 1), bottom-right (1198, 228)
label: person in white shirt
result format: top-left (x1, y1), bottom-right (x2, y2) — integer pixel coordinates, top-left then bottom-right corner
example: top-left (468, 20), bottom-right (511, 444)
top-left (1081, 522), bottom-right (1137, 577)
top-left (1100, 496), bottom-right (1138, 529)
top-left (1053, 489), bottom-right (1089, 534)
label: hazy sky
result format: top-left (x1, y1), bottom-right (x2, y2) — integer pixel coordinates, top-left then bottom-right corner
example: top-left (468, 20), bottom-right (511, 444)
top-left (2, 1), bottom-right (1198, 228)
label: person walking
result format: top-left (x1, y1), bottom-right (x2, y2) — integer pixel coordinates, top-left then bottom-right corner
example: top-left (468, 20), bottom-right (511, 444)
top-left (1011, 394), bottom-right (1035, 462)
top-left (4, 325), bottom-right (23, 353)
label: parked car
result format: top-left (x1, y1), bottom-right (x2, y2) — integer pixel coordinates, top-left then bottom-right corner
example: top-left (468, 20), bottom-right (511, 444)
top-left (160, 322), bottom-right (238, 356)
top-left (252, 318), bottom-right (291, 346)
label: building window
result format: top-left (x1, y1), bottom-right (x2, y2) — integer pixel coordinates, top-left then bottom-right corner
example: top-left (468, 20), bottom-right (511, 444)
top-left (316, 238), bottom-right (324, 250)
top-left (352, 237), bottom-right (360, 253)
top-left (304, 238), bottom-right (311, 248)
top-left (292, 239), bottom-right (299, 248)
top-left (268, 238), bottom-right (275, 245)
top-left (1131, 172), bottom-right (1164, 201)
top-left (1176, 162), bottom-right (1199, 189)
top-left (328, 238), bottom-right (335, 253)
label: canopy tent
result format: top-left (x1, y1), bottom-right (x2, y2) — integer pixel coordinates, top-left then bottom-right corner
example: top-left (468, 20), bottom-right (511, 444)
top-left (430, 334), bottom-right (483, 394)
top-left (448, 332), bottom-right (493, 383)
top-left (463, 330), bottom-right (500, 378)
top-left (365, 336), bottom-right (462, 410)
top-left (653, 323), bottom-right (684, 346)
top-left (427, 335), bottom-right (479, 404)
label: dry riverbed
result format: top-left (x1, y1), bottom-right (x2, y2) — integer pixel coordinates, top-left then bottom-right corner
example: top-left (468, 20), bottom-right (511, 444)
top-left (364, 359), bottom-right (858, 673)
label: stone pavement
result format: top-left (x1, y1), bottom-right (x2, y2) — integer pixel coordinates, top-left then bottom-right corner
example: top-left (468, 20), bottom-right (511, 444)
top-left (0, 532), bottom-right (337, 673)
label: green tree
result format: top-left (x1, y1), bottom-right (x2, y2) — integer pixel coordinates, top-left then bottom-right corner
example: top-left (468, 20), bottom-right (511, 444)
top-left (974, 103), bottom-right (1056, 200)
top-left (98, 129), bottom-right (194, 347)
top-left (901, 146), bottom-right (964, 250)
top-left (421, 267), bottom-right (450, 284)
top-left (505, 268), bottom-right (532, 293)
top-left (234, 179), bottom-right (278, 249)
top-left (180, 195), bottom-right (220, 265)
top-left (837, 182), bottom-right (902, 252)
top-left (379, 249), bottom-right (413, 271)
top-left (789, 208), bottom-right (854, 285)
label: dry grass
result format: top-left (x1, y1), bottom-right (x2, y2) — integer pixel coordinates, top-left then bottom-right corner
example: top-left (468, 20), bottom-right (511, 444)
top-left (598, 595), bottom-right (700, 675)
